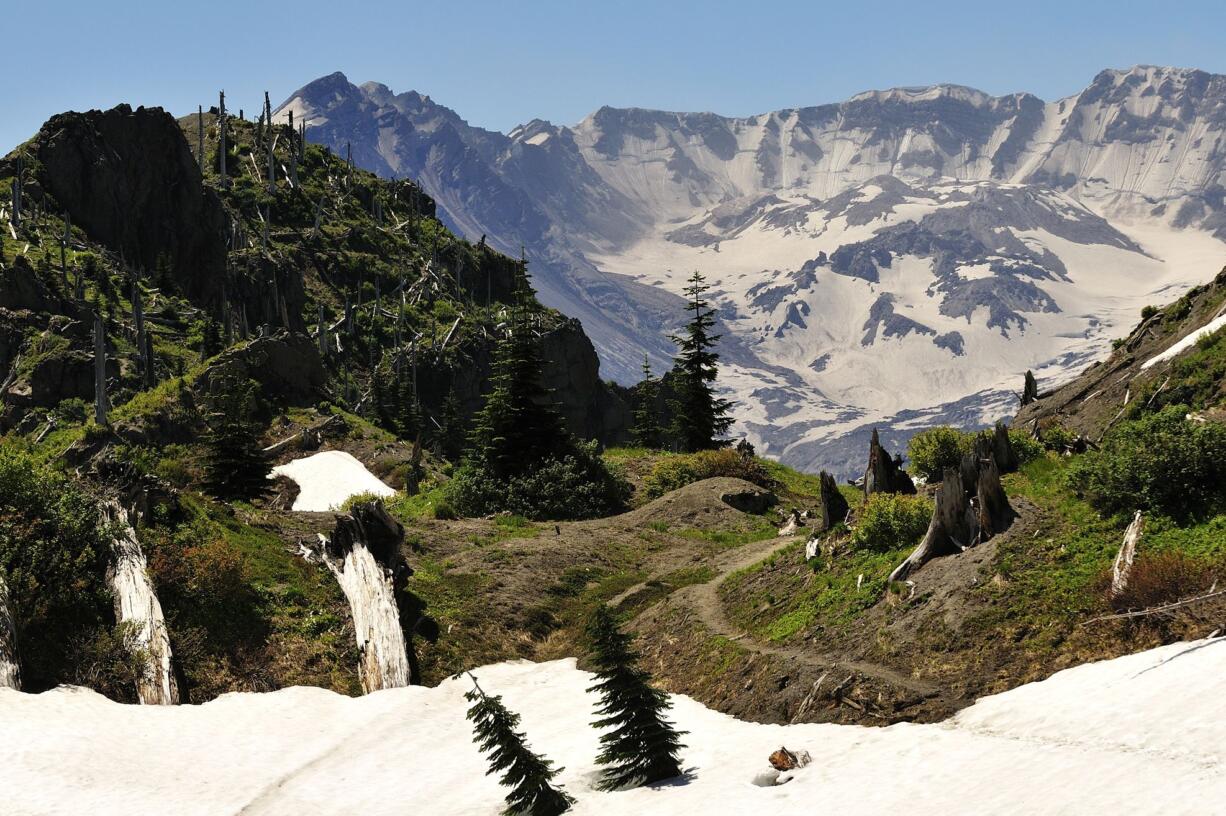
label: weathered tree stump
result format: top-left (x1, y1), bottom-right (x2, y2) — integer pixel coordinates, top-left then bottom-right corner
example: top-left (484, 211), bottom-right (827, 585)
top-left (1020, 370), bottom-right (1039, 406)
top-left (863, 429), bottom-right (915, 497)
top-left (888, 447), bottom-right (1015, 583)
top-left (819, 470), bottom-right (850, 531)
top-left (1110, 511), bottom-right (1143, 599)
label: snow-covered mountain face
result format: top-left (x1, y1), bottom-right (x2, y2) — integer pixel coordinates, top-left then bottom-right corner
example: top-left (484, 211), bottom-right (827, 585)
top-left (277, 66), bottom-right (1226, 475)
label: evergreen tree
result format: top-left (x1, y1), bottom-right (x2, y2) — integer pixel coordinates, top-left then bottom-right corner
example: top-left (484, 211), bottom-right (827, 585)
top-left (468, 304), bottom-right (567, 479)
top-left (201, 316), bottom-right (222, 358)
top-left (396, 368), bottom-right (421, 441)
top-left (435, 387), bottom-right (466, 461)
top-left (202, 374), bottom-right (271, 501)
top-left (586, 606), bottom-right (685, 790)
top-left (465, 674), bottom-right (575, 816)
top-left (668, 271), bottom-right (733, 452)
top-left (630, 355), bottom-right (662, 449)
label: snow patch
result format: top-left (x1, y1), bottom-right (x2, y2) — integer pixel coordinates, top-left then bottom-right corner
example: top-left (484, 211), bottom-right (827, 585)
top-left (1142, 312), bottom-right (1226, 370)
top-left (271, 450), bottom-right (395, 512)
top-left (3, 639), bottom-right (1226, 814)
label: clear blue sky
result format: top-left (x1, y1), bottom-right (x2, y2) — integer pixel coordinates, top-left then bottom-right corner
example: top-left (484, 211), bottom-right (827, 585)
top-left (5, 0), bottom-right (1226, 152)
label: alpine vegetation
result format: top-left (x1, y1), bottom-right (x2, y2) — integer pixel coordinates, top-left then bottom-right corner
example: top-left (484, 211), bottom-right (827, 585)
top-left (586, 606), bottom-right (686, 790)
top-left (465, 673), bottom-right (574, 816)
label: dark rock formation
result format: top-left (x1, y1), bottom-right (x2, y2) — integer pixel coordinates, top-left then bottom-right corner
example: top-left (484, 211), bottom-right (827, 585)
top-left (32, 105), bottom-right (228, 305)
top-left (720, 484), bottom-right (778, 514)
top-left (196, 332), bottom-right (326, 405)
top-left (863, 429), bottom-right (916, 497)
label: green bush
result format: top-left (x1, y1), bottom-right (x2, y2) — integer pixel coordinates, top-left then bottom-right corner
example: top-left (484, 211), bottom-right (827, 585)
top-left (906, 427), bottom-right (974, 481)
top-left (1039, 424), bottom-right (1077, 452)
top-left (1008, 430), bottom-right (1045, 465)
top-left (851, 493), bottom-right (933, 553)
top-left (447, 441), bottom-right (630, 521)
top-left (1067, 405), bottom-right (1226, 520)
top-left (0, 447), bottom-right (113, 691)
top-left (643, 448), bottom-right (776, 500)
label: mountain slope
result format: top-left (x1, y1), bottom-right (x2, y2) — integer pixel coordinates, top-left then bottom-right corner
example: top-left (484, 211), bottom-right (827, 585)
top-left (278, 66), bottom-right (1226, 475)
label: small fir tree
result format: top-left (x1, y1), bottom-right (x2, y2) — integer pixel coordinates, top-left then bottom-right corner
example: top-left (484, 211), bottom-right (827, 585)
top-left (468, 304), bottom-right (567, 479)
top-left (435, 388), bottom-right (466, 461)
top-left (586, 606), bottom-right (685, 790)
top-left (202, 374), bottom-right (271, 501)
top-left (465, 673), bottom-right (575, 816)
top-left (668, 271), bottom-right (733, 452)
top-left (630, 356), bottom-right (662, 449)
top-left (396, 369), bottom-right (421, 441)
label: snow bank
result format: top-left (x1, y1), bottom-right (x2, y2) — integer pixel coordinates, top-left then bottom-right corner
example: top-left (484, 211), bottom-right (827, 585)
top-left (271, 450), bottom-right (395, 511)
top-left (1141, 312), bottom-right (1226, 369)
top-left (3, 638), bottom-right (1226, 815)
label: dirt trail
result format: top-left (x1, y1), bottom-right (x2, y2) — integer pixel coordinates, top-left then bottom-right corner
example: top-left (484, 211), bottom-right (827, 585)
top-left (618, 530), bottom-right (948, 701)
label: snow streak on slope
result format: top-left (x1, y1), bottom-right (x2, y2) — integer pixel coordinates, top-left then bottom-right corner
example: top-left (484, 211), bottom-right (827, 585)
top-left (3, 639), bottom-right (1226, 814)
top-left (100, 501), bottom-right (178, 706)
top-left (0, 574), bottom-right (18, 690)
top-left (278, 66), bottom-right (1226, 475)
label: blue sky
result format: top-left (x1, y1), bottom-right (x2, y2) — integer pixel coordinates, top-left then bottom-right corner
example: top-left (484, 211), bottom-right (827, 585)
top-left (5, 0), bottom-right (1226, 152)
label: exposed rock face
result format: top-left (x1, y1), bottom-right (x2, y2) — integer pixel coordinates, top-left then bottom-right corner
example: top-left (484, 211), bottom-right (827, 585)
top-left (196, 332), bottom-right (327, 405)
top-left (32, 105), bottom-right (228, 304)
top-left (719, 483), bottom-right (778, 514)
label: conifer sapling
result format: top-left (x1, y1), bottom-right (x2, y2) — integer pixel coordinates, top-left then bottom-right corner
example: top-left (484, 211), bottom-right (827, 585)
top-left (465, 673), bottom-right (574, 816)
top-left (586, 606), bottom-right (686, 790)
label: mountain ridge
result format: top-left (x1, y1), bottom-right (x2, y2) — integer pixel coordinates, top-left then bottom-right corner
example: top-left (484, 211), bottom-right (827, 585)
top-left (278, 64), bottom-right (1226, 475)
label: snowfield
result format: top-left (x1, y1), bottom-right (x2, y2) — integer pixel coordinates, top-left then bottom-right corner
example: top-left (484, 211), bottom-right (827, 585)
top-left (270, 450), bottom-right (395, 511)
top-left (2, 639), bottom-right (1226, 815)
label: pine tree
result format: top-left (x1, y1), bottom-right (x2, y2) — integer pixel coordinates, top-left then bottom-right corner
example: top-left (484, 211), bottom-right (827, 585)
top-left (586, 606), bottom-right (685, 790)
top-left (396, 369), bottom-right (421, 441)
top-left (668, 271), bottom-right (733, 452)
top-left (465, 674), bottom-right (574, 816)
top-left (202, 375), bottom-right (271, 501)
top-left (468, 304), bottom-right (567, 479)
top-left (435, 388), bottom-right (466, 461)
top-left (630, 356), bottom-right (662, 449)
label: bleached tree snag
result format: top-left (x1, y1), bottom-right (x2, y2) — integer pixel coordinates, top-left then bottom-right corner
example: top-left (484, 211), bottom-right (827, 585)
top-left (1110, 511), bottom-right (1144, 600)
top-left (101, 500), bottom-right (179, 705)
top-left (975, 452), bottom-right (1014, 539)
top-left (863, 429), bottom-right (916, 497)
top-left (0, 573), bottom-right (20, 690)
top-left (1021, 370), bottom-right (1039, 406)
top-left (990, 422), bottom-right (1018, 474)
top-left (819, 470), bottom-right (849, 531)
top-left (889, 468), bottom-right (968, 583)
top-left (93, 312), bottom-right (109, 425)
top-left (889, 447), bottom-right (1015, 583)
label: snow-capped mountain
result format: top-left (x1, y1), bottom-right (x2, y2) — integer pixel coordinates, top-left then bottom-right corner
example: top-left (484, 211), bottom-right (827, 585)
top-left (276, 66), bottom-right (1226, 474)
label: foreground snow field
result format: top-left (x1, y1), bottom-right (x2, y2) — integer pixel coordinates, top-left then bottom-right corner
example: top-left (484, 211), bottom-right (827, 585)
top-left (270, 450), bottom-right (395, 511)
top-left (2, 639), bottom-right (1225, 815)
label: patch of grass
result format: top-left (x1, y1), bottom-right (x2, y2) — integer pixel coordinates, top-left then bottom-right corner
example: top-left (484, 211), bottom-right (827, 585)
top-left (671, 520), bottom-right (778, 549)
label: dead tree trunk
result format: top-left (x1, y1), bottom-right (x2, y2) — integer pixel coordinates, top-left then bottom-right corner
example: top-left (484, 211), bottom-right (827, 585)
top-left (819, 471), bottom-right (849, 531)
top-left (94, 312), bottom-right (109, 425)
top-left (0, 573), bottom-right (20, 690)
top-left (889, 445), bottom-right (1014, 583)
top-left (863, 428), bottom-right (915, 497)
top-left (990, 422), bottom-right (1019, 474)
top-left (1110, 512), bottom-right (1143, 599)
top-left (1020, 370), bottom-right (1039, 407)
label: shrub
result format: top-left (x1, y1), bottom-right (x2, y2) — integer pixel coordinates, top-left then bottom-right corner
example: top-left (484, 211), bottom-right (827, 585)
top-left (1067, 405), bottom-right (1226, 520)
top-left (0, 447), bottom-right (112, 691)
top-left (1106, 551), bottom-right (1215, 612)
top-left (1140, 304), bottom-right (1159, 321)
top-left (1008, 430), bottom-right (1044, 465)
top-left (906, 427), bottom-right (974, 481)
top-left (447, 441), bottom-right (630, 520)
top-left (851, 493), bottom-right (933, 553)
top-left (1040, 424), bottom-right (1077, 452)
top-left (643, 448), bottom-right (776, 500)
top-left (53, 397), bottom-right (89, 424)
